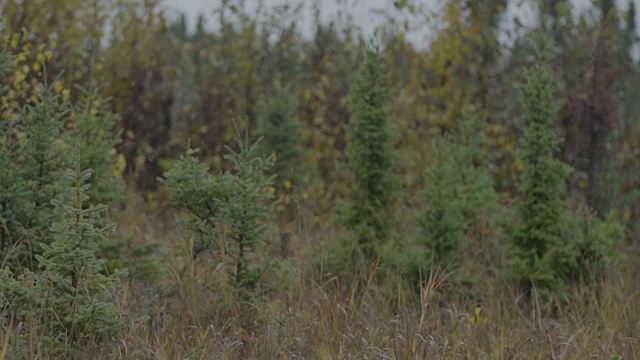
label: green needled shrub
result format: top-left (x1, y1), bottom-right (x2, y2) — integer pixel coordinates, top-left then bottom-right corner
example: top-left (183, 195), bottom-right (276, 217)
top-left (337, 46), bottom-right (397, 271)
top-left (564, 206), bottom-right (623, 282)
top-left (39, 144), bottom-right (125, 353)
top-left (511, 60), bottom-right (623, 301)
top-left (257, 83), bottom-right (308, 234)
top-left (0, 49), bottom-right (125, 274)
top-left (162, 131), bottom-right (285, 322)
top-left (69, 85), bottom-right (126, 207)
top-left (257, 83), bottom-right (304, 188)
top-left (385, 107), bottom-right (499, 294)
top-left (1, 145), bottom-right (126, 358)
top-left (0, 45), bottom-right (131, 357)
top-left (411, 108), bottom-right (497, 282)
top-left (0, 78), bottom-right (71, 271)
top-left (69, 85), bottom-right (159, 285)
top-left (220, 135), bottom-right (280, 292)
top-left (510, 62), bottom-right (569, 294)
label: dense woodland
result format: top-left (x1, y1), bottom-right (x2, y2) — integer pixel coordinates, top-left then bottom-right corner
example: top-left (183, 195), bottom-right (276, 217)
top-left (0, 0), bottom-right (639, 358)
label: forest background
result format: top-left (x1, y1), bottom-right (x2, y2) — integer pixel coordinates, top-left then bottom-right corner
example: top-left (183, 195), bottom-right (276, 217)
top-left (1, 0), bottom-right (640, 358)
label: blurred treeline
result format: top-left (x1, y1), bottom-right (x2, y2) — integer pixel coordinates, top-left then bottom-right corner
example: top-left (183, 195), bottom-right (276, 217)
top-left (1, 0), bottom-right (639, 230)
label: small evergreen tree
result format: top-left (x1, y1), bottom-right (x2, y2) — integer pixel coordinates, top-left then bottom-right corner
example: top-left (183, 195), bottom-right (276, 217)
top-left (38, 144), bottom-right (125, 351)
top-left (70, 85), bottom-right (126, 207)
top-left (415, 108), bottom-right (497, 273)
top-left (511, 63), bottom-right (571, 293)
top-left (220, 135), bottom-right (279, 291)
top-left (340, 46), bottom-right (397, 265)
top-left (162, 131), bottom-right (282, 315)
top-left (257, 83), bottom-right (307, 230)
top-left (0, 45), bottom-right (131, 355)
top-left (1, 145), bottom-right (125, 357)
top-left (566, 206), bottom-right (622, 281)
top-left (0, 79), bottom-right (71, 271)
top-left (70, 85), bottom-right (157, 283)
top-left (257, 83), bottom-right (303, 187)
top-left (161, 145), bottom-right (223, 260)
top-left (0, 51), bottom-right (125, 273)
top-left (511, 60), bottom-right (623, 298)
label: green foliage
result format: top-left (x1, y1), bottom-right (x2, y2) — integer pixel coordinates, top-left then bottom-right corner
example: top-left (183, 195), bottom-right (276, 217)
top-left (510, 63), bottom-right (569, 293)
top-left (566, 207), bottom-right (623, 280)
top-left (39, 145), bottom-right (124, 351)
top-left (0, 47), bottom-right (11, 91)
top-left (69, 86), bottom-right (160, 285)
top-left (69, 85), bottom-right (125, 206)
top-left (0, 79), bottom-right (71, 271)
top-left (339, 46), bottom-right (397, 267)
top-left (414, 108), bottom-right (497, 274)
top-left (161, 146), bottom-right (228, 261)
top-left (220, 136), bottom-right (280, 291)
top-left (0, 43), bottom-right (124, 274)
top-left (162, 132), bottom-right (283, 305)
top-left (1, 146), bottom-right (125, 357)
top-left (0, 46), bottom-right (130, 355)
top-left (257, 83), bottom-right (307, 221)
top-left (510, 62), bottom-right (623, 300)
top-left (257, 83), bottom-right (303, 185)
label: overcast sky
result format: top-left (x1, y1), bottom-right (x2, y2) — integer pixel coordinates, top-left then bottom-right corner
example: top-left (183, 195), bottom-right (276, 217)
top-left (165, 0), bottom-right (433, 37)
top-left (164, 0), bottom-right (637, 47)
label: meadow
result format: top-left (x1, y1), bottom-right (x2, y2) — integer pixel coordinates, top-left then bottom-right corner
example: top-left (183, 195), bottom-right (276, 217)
top-left (1, 0), bottom-right (640, 358)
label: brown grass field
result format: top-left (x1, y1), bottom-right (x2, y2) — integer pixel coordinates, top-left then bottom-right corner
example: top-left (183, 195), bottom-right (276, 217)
top-left (86, 201), bottom-right (640, 360)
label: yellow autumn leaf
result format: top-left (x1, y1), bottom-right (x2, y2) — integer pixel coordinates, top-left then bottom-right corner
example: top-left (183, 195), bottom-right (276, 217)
top-left (112, 153), bottom-right (127, 177)
top-left (15, 131), bottom-right (26, 142)
top-left (53, 81), bottom-right (63, 93)
top-left (9, 34), bottom-right (19, 49)
top-left (53, 138), bottom-right (67, 151)
top-left (15, 52), bottom-right (27, 62)
top-left (470, 305), bottom-right (488, 325)
top-left (514, 158), bottom-right (524, 172)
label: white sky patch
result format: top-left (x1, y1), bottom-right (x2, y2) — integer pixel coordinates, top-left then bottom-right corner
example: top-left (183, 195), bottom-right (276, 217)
top-left (164, 0), bottom-right (638, 52)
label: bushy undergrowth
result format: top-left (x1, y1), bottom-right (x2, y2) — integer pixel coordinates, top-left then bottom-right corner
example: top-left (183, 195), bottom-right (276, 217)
top-left (161, 131), bottom-right (289, 326)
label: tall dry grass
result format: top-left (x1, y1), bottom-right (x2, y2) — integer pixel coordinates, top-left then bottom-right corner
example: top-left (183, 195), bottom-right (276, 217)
top-left (2, 203), bottom-right (639, 359)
